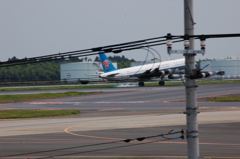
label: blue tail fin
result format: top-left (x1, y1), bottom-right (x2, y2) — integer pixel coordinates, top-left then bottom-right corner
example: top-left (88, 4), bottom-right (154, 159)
top-left (98, 51), bottom-right (118, 73)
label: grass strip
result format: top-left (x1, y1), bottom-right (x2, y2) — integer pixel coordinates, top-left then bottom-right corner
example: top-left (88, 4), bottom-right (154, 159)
top-left (0, 91), bottom-right (101, 103)
top-left (208, 96), bottom-right (240, 102)
top-left (0, 80), bottom-right (239, 91)
top-left (0, 110), bottom-right (80, 119)
top-left (0, 84), bottom-right (116, 91)
top-left (145, 80), bottom-right (240, 86)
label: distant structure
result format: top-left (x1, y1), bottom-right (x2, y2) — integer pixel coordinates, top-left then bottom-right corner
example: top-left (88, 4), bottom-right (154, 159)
top-left (200, 57), bottom-right (240, 79)
top-left (60, 61), bottom-right (117, 84)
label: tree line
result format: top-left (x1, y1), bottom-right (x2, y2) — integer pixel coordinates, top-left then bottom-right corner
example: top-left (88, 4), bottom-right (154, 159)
top-left (0, 55), bottom-right (136, 82)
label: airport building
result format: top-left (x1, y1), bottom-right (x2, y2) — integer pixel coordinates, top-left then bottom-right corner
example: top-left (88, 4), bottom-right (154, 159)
top-left (200, 57), bottom-right (240, 79)
top-left (60, 61), bottom-right (117, 84)
top-left (60, 57), bottom-right (240, 84)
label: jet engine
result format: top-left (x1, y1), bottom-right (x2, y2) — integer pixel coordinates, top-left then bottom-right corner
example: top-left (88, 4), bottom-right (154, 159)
top-left (168, 74), bottom-right (182, 79)
top-left (185, 71), bottom-right (224, 79)
top-left (149, 68), bottom-right (172, 77)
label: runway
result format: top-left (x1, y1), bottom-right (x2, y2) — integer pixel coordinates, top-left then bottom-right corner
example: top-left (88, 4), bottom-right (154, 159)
top-left (0, 83), bottom-right (240, 158)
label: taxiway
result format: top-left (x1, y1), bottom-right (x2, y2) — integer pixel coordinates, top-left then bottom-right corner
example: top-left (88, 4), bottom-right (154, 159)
top-left (0, 83), bottom-right (240, 158)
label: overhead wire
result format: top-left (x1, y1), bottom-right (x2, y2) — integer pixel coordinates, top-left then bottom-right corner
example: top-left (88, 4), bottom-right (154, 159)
top-left (36, 135), bottom-right (184, 159)
top-left (0, 36), bottom-right (170, 64)
top-left (0, 37), bottom-right (183, 67)
top-left (148, 47), bottom-right (162, 68)
top-left (142, 48), bottom-right (157, 72)
top-left (0, 39), bottom-right (180, 67)
top-left (1, 33), bottom-right (239, 67)
top-left (0, 130), bottom-right (184, 158)
top-left (129, 41), bottom-right (162, 77)
top-left (131, 45), bottom-right (151, 77)
top-left (172, 33), bottom-right (240, 39)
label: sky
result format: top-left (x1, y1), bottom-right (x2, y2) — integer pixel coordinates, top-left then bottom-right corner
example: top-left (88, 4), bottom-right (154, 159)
top-left (1, 0), bottom-right (240, 62)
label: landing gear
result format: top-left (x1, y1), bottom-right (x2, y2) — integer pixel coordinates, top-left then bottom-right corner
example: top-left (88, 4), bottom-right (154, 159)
top-left (80, 80), bottom-right (89, 84)
top-left (159, 81), bottom-right (165, 86)
top-left (138, 81), bottom-right (144, 87)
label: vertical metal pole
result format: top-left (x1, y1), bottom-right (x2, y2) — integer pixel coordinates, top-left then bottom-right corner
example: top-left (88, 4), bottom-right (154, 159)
top-left (184, 0), bottom-right (200, 158)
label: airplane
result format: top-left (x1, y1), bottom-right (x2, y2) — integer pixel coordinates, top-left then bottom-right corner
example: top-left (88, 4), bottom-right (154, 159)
top-left (98, 51), bottom-right (186, 86)
top-left (98, 51), bottom-right (225, 86)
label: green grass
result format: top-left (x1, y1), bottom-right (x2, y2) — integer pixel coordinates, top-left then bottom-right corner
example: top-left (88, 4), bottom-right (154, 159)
top-left (144, 81), bottom-right (183, 86)
top-left (208, 96), bottom-right (240, 102)
top-left (0, 80), bottom-right (239, 91)
top-left (0, 91), bottom-right (101, 103)
top-left (196, 79), bottom-right (240, 85)
top-left (0, 84), bottom-right (117, 91)
top-left (0, 110), bottom-right (80, 119)
top-left (145, 79), bottom-right (240, 86)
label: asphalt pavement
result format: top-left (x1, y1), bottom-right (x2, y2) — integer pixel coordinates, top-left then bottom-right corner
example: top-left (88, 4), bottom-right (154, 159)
top-left (0, 83), bottom-right (240, 158)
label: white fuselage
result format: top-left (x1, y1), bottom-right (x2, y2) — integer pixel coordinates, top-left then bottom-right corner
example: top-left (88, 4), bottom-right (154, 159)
top-left (100, 58), bottom-right (185, 81)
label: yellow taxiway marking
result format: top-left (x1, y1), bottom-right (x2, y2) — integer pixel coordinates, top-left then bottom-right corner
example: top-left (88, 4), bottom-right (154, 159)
top-left (64, 123), bottom-right (121, 140)
top-left (98, 108), bottom-right (124, 111)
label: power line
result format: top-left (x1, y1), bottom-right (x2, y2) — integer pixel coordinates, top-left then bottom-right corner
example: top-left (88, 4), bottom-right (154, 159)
top-left (36, 135), bottom-right (184, 159)
top-left (0, 130), bottom-right (184, 158)
top-left (0, 33), bottom-right (239, 68)
top-left (0, 37), bottom-right (182, 67)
